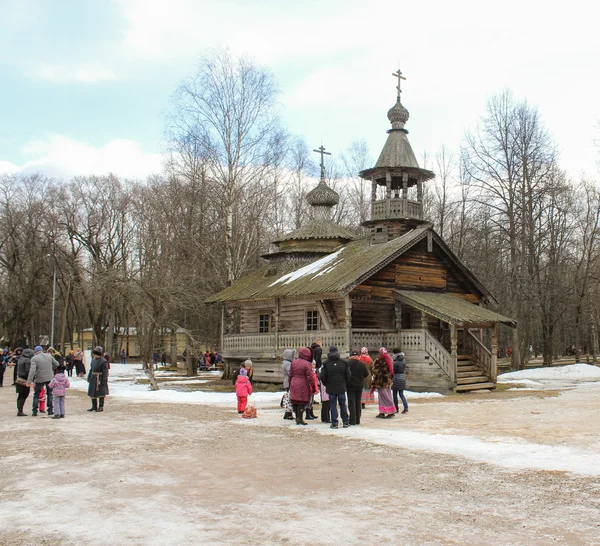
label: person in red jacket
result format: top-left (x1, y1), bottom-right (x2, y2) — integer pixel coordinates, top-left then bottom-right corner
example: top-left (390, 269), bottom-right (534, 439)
top-left (288, 347), bottom-right (315, 426)
top-left (235, 373), bottom-right (253, 414)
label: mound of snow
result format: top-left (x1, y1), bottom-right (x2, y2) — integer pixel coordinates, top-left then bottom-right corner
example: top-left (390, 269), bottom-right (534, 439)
top-left (499, 364), bottom-right (600, 383)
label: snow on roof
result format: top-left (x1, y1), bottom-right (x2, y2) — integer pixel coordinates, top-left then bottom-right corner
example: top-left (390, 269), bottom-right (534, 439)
top-left (269, 249), bottom-right (344, 287)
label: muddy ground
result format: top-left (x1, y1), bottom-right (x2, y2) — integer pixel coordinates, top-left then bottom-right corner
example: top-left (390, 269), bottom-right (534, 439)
top-left (1, 383), bottom-right (599, 545)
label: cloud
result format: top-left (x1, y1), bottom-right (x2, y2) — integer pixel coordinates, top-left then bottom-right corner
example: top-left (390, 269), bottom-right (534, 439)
top-left (0, 161), bottom-right (19, 175)
top-left (114, 0), bottom-right (369, 64)
top-left (5, 135), bottom-right (163, 179)
top-left (35, 63), bottom-right (117, 84)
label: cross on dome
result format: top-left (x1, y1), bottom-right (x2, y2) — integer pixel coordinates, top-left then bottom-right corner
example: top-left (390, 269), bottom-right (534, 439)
top-left (392, 68), bottom-right (406, 101)
top-left (313, 144), bottom-right (331, 182)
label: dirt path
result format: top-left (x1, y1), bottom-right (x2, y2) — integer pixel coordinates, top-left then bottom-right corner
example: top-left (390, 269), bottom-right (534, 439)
top-left (1, 386), bottom-right (599, 545)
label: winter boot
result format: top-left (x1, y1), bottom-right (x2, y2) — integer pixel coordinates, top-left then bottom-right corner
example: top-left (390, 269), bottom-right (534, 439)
top-left (305, 409), bottom-right (316, 421)
top-left (98, 397), bottom-right (105, 412)
top-left (295, 406), bottom-right (307, 426)
top-left (283, 411), bottom-right (294, 420)
top-left (310, 408), bottom-right (317, 419)
top-left (87, 399), bottom-right (98, 412)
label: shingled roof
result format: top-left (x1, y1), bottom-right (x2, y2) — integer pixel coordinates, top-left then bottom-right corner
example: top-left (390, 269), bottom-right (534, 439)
top-left (395, 290), bottom-right (517, 327)
top-left (208, 226), bottom-right (430, 303)
top-left (272, 219), bottom-right (356, 243)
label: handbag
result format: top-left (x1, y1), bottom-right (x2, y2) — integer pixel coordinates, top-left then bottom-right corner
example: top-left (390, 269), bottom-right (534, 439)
top-left (15, 376), bottom-right (28, 386)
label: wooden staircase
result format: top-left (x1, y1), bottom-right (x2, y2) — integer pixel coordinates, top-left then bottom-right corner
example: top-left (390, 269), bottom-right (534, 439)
top-left (455, 353), bottom-right (495, 392)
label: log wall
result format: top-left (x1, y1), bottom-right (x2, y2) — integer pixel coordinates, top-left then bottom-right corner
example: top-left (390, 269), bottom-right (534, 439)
top-left (240, 299), bottom-right (347, 334)
top-left (351, 239), bottom-right (482, 304)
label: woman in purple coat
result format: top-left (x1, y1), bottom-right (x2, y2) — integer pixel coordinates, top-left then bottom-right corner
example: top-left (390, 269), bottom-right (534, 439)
top-left (288, 347), bottom-right (315, 426)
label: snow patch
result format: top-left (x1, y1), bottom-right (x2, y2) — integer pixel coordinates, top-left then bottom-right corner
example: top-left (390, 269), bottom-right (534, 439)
top-left (498, 364), bottom-right (600, 390)
top-left (269, 249), bottom-right (343, 286)
top-left (309, 426), bottom-right (600, 477)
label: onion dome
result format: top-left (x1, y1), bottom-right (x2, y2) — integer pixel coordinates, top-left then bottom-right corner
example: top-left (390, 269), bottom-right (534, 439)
top-left (306, 179), bottom-right (339, 208)
top-left (387, 101), bottom-right (410, 130)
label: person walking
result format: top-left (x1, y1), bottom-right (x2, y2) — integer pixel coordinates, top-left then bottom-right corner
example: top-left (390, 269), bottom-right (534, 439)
top-left (49, 365), bottom-right (70, 419)
top-left (27, 346), bottom-right (60, 417)
top-left (392, 350), bottom-right (408, 414)
top-left (281, 348), bottom-right (294, 420)
top-left (15, 348), bottom-right (34, 416)
top-left (319, 345), bottom-right (351, 429)
top-left (153, 351), bottom-right (159, 370)
top-left (288, 347), bottom-right (314, 426)
top-left (120, 349), bottom-right (127, 365)
top-left (347, 349), bottom-right (369, 426)
top-left (371, 353), bottom-right (395, 419)
top-left (87, 346), bottom-right (109, 412)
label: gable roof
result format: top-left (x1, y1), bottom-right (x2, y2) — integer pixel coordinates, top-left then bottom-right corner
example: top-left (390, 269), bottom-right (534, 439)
top-left (395, 290), bottom-right (516, 327)
top-left (206, 225), bottom-right (495, 304)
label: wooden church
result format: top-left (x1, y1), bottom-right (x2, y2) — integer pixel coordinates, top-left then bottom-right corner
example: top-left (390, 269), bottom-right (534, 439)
top-left (207, 70), bottom-right (516, 393)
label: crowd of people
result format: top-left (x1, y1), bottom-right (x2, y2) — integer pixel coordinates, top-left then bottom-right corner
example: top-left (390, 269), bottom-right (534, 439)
top-left (230, 340), bottom-right (409, 427)
top-left (5, 345), bottom-right (110, 417)
top-left (283, 342), bottom-right (408, 428)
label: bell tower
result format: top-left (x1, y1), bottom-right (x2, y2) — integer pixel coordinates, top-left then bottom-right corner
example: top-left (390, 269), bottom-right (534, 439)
top-left (360, 69), bottom-right (435, 244)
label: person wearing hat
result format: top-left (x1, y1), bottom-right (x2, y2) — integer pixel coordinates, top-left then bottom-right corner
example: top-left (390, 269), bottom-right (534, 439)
top-left (87, 346), bottom-right (109, 412)
top-left (347, 349), bottom-right (369, 426)
top-left (319, 345), bottom-right (351, 429)
top-left (27, 345), bottom-right (60, 416)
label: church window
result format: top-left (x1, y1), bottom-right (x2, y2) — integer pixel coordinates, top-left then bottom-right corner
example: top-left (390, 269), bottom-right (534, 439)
top-left (306, 310), bottom-right (319, 331)
top-left (259, 313), bottom-right (270, 333)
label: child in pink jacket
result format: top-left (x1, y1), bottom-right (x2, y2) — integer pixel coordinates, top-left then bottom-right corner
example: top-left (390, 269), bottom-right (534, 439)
top-left (49, 366), bottom-right (70, 419)
top-left (235, 374), bottom-right (253, 414)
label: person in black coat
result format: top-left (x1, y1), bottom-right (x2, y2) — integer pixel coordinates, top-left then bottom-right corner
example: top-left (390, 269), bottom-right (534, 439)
top-left (392, 350), bottom-right (408, 414)
top-left (347, 350), bottom-right (369, 425)
top-left (311, 340), bottom-right (323, 370)
top-left (319, 345), bottom-right (351, 429)
top-left (15, 348), bottom-right (34, 416)
top-left (87, 346), bottom-right (109, 412)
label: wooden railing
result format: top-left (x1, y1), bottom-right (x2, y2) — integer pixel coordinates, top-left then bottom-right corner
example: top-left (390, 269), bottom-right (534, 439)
top-left (352, 329), bottom-right (401, 351)
top-left (423, 329), bottom-right (455, 383)
top-left (278, 330), bottom-right (347, 352)
top-left (371, 198), bottom-right (422, 221)
top-left (223, 333), bottom-right (276, 352)
top-left (399, 329), bottom-right (425, 351)
top-left (223, 329), bottom-right (455, 385)
top-left (465, 329), bottom-right (492, 379)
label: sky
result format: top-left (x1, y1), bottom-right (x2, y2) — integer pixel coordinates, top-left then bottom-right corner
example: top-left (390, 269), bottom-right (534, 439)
top-left (1, 0), bottom-right (599, 181)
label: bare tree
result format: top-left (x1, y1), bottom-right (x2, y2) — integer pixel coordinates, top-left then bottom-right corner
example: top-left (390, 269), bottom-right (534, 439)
top-left (167, 49), bottom-right (285, 287)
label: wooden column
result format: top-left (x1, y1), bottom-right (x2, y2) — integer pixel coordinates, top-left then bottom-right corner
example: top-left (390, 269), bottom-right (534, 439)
top-left (491, 323), bottom-right (499, 381)
top-left (417, 179), bottom-right (423, 218)
top-left (371, 179), bottom-right (377, 202)
top-left (345, 295), bottom-right (352, 356)
top-left (385, 172), bottom-right (392, 199)
top-left (450, 324), bottom-right (458, 386)
top-left (220, 304), bottom-right (226, 352)
top-left (274, 298), bottom-right (281, 356)
top-left (395, 301), bottom-right (402, 332)
top-left (402, 173), bottom-right (408, 216)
